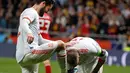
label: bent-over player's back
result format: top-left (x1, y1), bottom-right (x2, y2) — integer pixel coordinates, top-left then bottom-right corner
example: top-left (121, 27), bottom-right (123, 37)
top-left (67, 37), bottom-right (102, 64)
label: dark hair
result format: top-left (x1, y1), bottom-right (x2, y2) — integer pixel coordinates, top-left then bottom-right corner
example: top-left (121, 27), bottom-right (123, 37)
top-left (46, 0), bottom-right (55, 5)
top-left (67, 49), bottom-right (78, 67)
top-left (34, 0), bottom-right (55, 5)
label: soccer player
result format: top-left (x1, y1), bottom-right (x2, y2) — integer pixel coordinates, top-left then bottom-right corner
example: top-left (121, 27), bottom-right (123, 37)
top-left (16, 0), bottom-right (67, 73)
top-left (65, 37), bottom-right (108, 73)
top-left (39, 12), bottom-right (52, 73)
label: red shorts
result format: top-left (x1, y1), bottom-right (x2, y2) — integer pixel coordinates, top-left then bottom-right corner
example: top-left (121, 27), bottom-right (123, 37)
top-left (41, 33), bottom-right (50, 40)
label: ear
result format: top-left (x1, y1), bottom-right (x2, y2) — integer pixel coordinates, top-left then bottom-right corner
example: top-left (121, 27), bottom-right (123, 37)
top-left (40, 1), bottom-right (46, 6)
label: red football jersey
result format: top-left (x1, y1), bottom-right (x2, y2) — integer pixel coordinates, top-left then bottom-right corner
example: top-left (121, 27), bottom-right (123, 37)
top-left (39, 13), bottom-right (52, 39)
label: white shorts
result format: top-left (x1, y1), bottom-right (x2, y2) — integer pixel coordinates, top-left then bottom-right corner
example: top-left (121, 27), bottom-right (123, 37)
top-left (76, 58), bottom-right (103, 73)
top-left (19, 41), bottom-right (58, 73)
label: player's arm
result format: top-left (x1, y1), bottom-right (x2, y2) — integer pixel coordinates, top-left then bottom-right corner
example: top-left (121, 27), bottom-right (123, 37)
top-left (21, 17), bottom-right (34, 44)
top-left (57, 50), bottom-right (67, 73)
top-left (57, 43), bottom-right (68, 73)
top-left (20, 11), bottom-right (35, 44)
top-left (92, 49), bottom-right (108, 73)
top-left (21, 18), bottom-right (32, 34)
top-left (21, 10), bottom-right (35, 34)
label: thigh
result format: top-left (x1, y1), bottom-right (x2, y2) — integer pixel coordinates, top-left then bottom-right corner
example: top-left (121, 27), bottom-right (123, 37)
top-left (20, 42), bottom-right (58, 65)
top-left (30, 42), bottom-right (58, 63)
top-left (21, 64), bottom-right (39, 73)
top-left (20, 52), bottom-right (52, 66)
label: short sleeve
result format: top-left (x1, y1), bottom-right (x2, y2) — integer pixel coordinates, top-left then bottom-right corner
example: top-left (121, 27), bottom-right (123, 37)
top-left (22, 9), bottom-right (35, 23)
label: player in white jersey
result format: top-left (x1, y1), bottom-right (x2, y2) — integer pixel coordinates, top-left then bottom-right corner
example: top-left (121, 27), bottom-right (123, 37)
top-left (16, 0), bottom-right (67, 73)
top-left (65, 37), bottom-right (108, 73)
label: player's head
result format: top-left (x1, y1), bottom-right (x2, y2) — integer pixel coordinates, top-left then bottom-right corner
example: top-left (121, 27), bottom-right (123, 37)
top-left (67, 48), bottom-right (80, 68)
top-left (34, 0), bottom-right (55, 5)
top-left (43, 0), bottom-right (54, 12)
top-left (34, 0), bottom-right (55, 16)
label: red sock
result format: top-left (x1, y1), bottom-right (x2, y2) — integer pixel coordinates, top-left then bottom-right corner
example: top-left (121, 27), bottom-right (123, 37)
top-left (45, 65), bottom-right (51, 73)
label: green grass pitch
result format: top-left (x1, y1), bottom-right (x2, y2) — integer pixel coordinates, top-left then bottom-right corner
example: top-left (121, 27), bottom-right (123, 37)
top-left (0, 58), bottom-right (130, 73)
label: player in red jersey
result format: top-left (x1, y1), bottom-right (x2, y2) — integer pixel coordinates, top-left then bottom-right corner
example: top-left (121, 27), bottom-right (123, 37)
top-left (39, 13), bottom-right (51, 39)
top-left (39, 13), bottom-right (52, 73)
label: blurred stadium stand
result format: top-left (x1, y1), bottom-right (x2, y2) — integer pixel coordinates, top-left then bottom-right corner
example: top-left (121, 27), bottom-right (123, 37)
top-left (0, 0), bottom-right (130, 66)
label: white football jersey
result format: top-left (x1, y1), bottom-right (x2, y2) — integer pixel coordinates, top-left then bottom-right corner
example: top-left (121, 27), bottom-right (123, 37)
top-left (16, 7), bottom-right (39, 63)
top-left (67, 37), bottom-right (102, 64)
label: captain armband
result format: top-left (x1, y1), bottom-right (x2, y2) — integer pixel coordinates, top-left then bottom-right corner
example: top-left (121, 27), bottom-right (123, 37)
top-left (97, 49), bottom-right (108, 60)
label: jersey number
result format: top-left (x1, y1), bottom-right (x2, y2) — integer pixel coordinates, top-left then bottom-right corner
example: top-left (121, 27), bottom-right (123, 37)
top-left (39, 19), bottom-right (50, 31)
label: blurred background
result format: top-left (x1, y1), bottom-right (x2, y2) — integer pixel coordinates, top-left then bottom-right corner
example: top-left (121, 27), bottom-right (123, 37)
top-left (0, 0), bottom-right (130, 73)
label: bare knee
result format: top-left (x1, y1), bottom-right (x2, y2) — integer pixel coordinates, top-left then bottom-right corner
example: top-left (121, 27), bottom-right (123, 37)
top-left (43, 60), bottom-right (51, 66)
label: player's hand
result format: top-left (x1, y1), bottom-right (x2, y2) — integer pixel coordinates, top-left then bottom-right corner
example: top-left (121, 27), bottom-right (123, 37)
top-left (56, 40), bottom-right (65, 51)
top-left (27, 33), bottom-right (34, 44)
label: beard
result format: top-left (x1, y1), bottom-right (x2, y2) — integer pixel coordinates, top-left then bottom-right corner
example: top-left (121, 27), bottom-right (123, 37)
top-left (39, 7), bottom-right (45, 17)
top-left (39, 6), bottom-right (50, 16)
